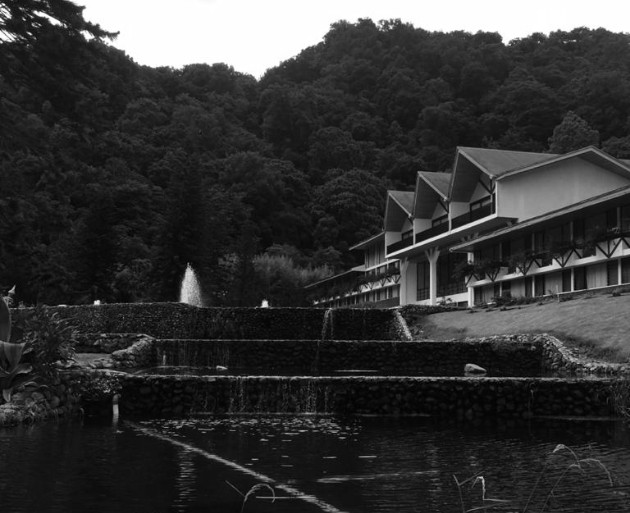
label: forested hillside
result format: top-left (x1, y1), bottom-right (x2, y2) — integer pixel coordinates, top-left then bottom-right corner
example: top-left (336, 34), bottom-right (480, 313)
top-left (2, 2), bottom-right (630, 306)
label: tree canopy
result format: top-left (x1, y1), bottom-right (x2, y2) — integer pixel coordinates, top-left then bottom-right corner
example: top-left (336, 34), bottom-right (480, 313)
top-left (3, 6), bottom-right (630, 305)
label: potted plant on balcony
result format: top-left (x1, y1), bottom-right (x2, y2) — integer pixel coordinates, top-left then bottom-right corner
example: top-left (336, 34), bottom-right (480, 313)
top-left (452, 260), bottom-right (476, 284)
top-left (549, 239), bottom-right (574, 267)
top-left (508, 250), bottom-right (534, 276)
top-left (474, 259), bottom-right (504, 282)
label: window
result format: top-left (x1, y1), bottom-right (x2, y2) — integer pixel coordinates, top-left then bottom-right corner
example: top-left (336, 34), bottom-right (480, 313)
top-left (621, 205), bottom-right (630, 233)
top-left (417, 261), bottom-right (430, 300)
top-left (534, 229), bottom-right (552, 266)
top-left (562, 270), bottom-right (572, 292)
top-left (525, 276), bottom-right (533, 297)
top-left (432, 214), bottom-right (448, 228)
top-left (401, 229), bottom-right (413, 240)
top-left (607, 260), bottom-right (619, 286)
top-left (607, 208), bottom-right (619, 232)
top-left (622, 258), bottom-right (630, 284)
top-left (574, 267), bottom-right (587, 290)
top-left (469, 195), bottom-right (494, 222)
top-left (534, 275), bottom-right (545, 296)
top-left (470, 195), bottom-right (493, 212)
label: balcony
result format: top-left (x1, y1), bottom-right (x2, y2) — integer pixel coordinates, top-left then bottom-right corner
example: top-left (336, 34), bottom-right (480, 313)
top-left (415, 223), bottom-right (449, 243)
top-left (387, 237), bottom-right (413, 254)
top-left (451, 203), bottom-right (494, 230)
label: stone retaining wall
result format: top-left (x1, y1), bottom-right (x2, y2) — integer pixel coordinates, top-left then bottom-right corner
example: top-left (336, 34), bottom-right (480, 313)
top-left (118, 375), bottom-right (618, 419)
top-left (541, 334), bottom-right (630, 375)
top-left (0, 374), bottom-right (81, 427)
top-left (16, 304), bottom-right (403, 341)
top-left (154, 337), bottom-right (542, 376)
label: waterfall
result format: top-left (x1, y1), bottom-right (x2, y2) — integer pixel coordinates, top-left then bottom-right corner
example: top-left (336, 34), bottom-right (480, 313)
top-left (394, 309), bottom-right (413, 341)
top-left (179, 263), bottom-right (204, 307)
top-left (312, 308), bottom-right (334, 374)
top-left (321, 308), bottom-right (334, 341)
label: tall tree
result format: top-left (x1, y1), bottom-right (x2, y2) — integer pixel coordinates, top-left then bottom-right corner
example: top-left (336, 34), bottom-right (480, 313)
top-left (548, 111), bottom-right (600, 153)
top-left (0, 0), bottom-right (114, 44)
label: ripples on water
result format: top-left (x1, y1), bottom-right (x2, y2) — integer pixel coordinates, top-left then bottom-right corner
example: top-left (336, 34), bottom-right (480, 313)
top-left (1, 415), bottom-right (630, 512)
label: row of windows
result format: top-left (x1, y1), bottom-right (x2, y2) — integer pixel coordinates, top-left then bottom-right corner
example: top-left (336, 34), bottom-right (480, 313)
top-left (416, 253), bottom-right (467, 300)
top-left (476, 258), bottom-right (630, 303)
top-left (475, 205), bottom-right (630, 262)
top-left (320, 285), bottom-right (400, 308)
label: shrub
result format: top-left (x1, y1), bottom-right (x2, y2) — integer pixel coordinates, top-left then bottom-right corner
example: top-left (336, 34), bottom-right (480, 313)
top-left (22, 306), bottom-right (77, 381)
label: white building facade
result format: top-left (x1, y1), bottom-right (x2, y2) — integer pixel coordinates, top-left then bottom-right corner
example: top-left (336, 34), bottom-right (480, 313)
top-left (308, 146), bottom-right (630, 307)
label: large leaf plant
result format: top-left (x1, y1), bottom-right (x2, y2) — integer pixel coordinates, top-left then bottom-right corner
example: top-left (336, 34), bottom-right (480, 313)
top-left (0, 297), bottom-right (35, 403)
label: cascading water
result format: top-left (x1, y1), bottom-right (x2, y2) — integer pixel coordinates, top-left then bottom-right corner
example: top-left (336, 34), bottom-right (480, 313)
top-left (179, 263), bottom-right (204, 307)
top-left (321, 308), bottom-right (334, 341)
top-left (312, 308), bottom-right (334, 374)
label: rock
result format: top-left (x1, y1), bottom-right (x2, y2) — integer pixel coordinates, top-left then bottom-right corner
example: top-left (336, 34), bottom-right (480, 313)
top-left (464, 363), bottom-right (487, 375)
top-left (30, 392), bottom-right (45, 403)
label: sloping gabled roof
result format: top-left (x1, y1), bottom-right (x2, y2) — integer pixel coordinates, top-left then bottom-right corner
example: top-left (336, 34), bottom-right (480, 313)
top-left (384, 190), bottom-right (415, 231)
top-left (457, 147), bottom-right (559, 178)
top-left (418, 171), bottom-right (450, 198)
top-left (496, 145), bottom-right (630, 180)
top-left (388, 190), bottom-right (415, 216)
top-left (413, 172), bottom-right (451, 219)
top-left (350, 231), bottom-right (384, 251)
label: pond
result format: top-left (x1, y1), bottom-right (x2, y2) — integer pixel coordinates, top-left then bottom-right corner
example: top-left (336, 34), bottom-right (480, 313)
top-left (2, 412), bottom-right (630, 512)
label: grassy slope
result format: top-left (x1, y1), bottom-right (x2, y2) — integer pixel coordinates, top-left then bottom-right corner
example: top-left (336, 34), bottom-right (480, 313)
top-left (417, 292), bottom-right (630, 362)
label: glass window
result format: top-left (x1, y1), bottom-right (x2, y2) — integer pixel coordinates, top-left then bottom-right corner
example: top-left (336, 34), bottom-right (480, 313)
top-left (417, 261), bottom-right (430, 300)
top-left (432, 214), bottom-right (448, 228)
top-left (574, 267), bottom-right (587, 290)
top-left (621, 206), bottom-right (630, 233)
top-left (562, 270), bottom-right (572, 292)
top-left (607, 260), bottom-right (619, 286)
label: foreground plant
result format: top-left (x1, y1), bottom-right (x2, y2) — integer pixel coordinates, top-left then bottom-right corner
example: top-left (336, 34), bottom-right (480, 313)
top-left (225, 480), bottom-right (276, 513)
top-left (22, 305), bottom-right (76, 381)
top-left (0, 298), bottom-right (35, 402)
top-left (454, 444), bottom-right (615, 513)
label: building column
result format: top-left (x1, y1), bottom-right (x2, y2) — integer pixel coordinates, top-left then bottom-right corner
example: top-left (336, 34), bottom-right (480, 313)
top-left (425, 248), bottom-right (440, 306)
top-left (467, 251), bottom-right (475, 307)
top-left (399, 258), bottom-right (417, 305)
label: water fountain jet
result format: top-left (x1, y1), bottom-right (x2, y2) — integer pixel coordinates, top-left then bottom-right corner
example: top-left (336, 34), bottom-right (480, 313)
top-left (179, 263), bottom-right (204, 307)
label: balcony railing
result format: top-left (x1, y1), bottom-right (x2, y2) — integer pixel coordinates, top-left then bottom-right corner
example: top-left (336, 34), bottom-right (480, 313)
top-left (387, 237), bottom-right (413, 254)
top-left (415, 223), bottom-right (449, 243)
top-left (417, 287), bottom-right (430, 301)
top-left (451, 203), bottom-right (494, 230)
top-left (437, 281), bottom-right (467, 296)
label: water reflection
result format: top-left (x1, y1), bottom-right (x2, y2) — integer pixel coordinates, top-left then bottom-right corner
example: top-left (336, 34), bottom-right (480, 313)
top-left (0, 415), bottom-right (629, 512)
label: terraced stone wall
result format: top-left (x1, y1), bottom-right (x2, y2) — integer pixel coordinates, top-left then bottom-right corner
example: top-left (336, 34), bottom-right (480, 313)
top-left (118, 375), bottom-right (618, 419)
top-left (17, 304), bottom-right (402, 341)
top-left (154, 337), bottom-right (542, 376)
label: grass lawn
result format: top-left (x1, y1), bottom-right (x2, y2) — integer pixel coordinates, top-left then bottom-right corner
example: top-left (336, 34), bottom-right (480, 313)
top-left (416, 292), bottom-right (630, 362)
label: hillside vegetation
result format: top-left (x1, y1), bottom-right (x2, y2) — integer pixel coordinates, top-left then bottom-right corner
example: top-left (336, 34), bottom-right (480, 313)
top-left (4, 2), bottom-right (630, 306)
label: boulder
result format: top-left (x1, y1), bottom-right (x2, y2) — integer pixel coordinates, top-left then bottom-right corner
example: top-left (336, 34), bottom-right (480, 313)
top-left (464, 363), bottom-right (487, 375)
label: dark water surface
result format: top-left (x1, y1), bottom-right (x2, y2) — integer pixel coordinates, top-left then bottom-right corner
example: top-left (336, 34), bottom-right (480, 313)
top-left (1, 412), bottom-right (630, 512)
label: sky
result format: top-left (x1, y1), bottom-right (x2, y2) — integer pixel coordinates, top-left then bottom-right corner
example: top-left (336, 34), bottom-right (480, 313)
top-left (79, 0), bottom-right (629, 79)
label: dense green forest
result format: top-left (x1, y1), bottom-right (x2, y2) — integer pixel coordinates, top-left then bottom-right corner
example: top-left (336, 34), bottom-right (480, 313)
top-left (2, 1), bottom-right (630, 306)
